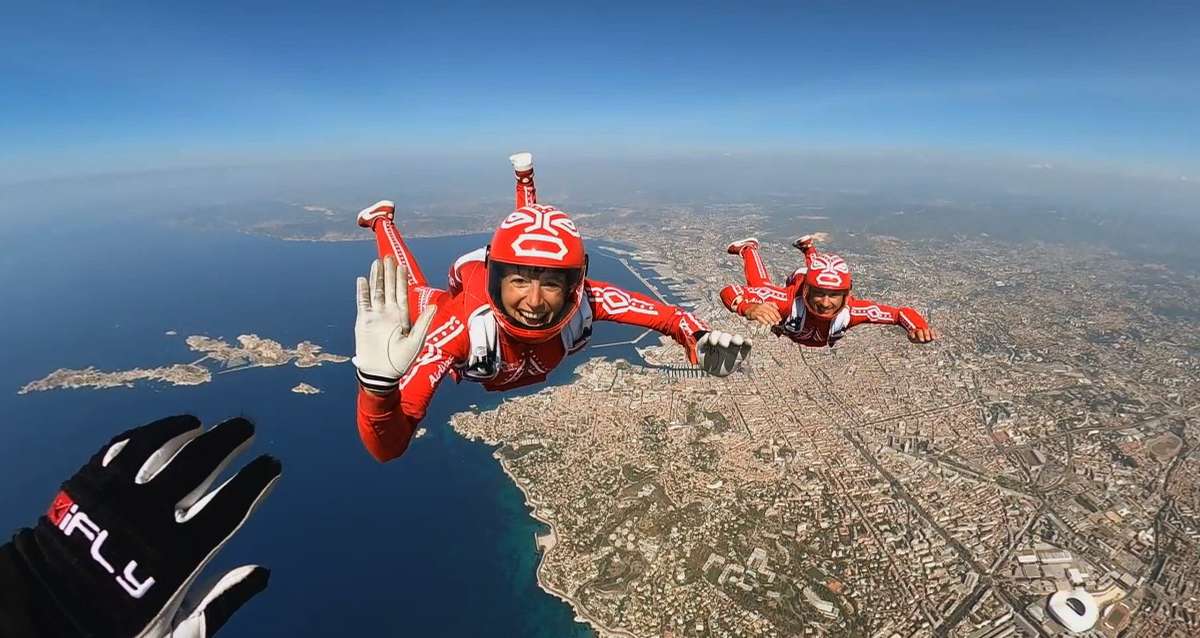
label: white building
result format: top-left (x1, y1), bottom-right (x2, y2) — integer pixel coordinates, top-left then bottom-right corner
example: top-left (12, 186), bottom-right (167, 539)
top-left (1047, 590), bottom-right (1099, 634)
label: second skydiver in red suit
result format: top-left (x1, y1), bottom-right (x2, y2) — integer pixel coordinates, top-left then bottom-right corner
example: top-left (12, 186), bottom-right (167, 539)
top-left (352, 153), bottom-right (753, 462)
top-left (719, 235), bottom-right (937, 348)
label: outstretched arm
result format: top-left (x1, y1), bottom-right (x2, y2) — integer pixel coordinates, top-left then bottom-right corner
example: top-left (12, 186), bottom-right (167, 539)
top-left (847, 298), bottom-right (937, 343)
top-left (588, 280), bottom-right (707, 357)
top-left (589, 280), bottom-right (751, 375)
top-left (719, 283), bottom-right (792, 327)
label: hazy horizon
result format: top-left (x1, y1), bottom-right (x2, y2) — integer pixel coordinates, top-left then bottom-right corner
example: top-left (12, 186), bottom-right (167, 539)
top-left (4, 2), bottom-right (1197, 189)
top-left (3, 149), bottom-right (1195, 222)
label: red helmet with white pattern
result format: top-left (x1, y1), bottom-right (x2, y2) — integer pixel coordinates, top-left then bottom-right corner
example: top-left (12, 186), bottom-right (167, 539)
top-left (800, 251), bottom-right (853, 318)
top-left (486, 204), bottom-right (588, 343)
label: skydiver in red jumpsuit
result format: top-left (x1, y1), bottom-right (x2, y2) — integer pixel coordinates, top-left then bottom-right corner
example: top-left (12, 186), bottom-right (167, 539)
top-left (351, 153), bottom-right (753, 462)
top-left (719, 236), bottom-right (937, 348)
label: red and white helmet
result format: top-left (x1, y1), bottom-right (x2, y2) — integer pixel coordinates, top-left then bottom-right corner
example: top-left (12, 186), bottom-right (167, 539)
top-left (800, 251), bottom-right (853, 318)
top-left (486, 204), bottom-right (588, 343)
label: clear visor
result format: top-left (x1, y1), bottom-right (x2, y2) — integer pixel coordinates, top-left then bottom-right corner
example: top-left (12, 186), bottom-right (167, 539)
top-left (803, 284), bottom-right (848, 317)
top-left (488, 261), bottom-right (584, 331)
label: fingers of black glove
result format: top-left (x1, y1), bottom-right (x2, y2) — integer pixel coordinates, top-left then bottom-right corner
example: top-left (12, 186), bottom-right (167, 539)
top-left (96, 415), bottom-right (203, 478)
top-left (179, 455), bottom-right (282, 547)
top-left (197, 566), bottom-right (270, 637)
top-left (146, 418), bottom-right (255, 506)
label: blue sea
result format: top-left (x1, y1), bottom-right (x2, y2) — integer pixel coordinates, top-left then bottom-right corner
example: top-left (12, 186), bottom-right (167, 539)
top-left (0, 219), bottom-right (663, 637)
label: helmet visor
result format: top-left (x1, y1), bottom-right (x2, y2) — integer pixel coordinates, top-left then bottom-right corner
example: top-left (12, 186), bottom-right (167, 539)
top-left (488, 260), bottom-right (585, 331)
top-left (802, 284), bottom-right (848, 318)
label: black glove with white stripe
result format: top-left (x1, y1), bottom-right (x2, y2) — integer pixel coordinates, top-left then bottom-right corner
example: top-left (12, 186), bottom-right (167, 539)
top-left (0, 415), bottom-right (281, 637)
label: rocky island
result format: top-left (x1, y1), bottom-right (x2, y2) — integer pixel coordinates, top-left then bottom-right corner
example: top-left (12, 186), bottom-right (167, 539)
top-left (20, 333), bottom-right (348, 394)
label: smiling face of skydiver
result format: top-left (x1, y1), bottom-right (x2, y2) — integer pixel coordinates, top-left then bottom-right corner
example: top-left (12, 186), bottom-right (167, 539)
top-left (486, 204), bottom-right (588, 343)
top-left (496, 263), bottom-right (570, 329)
top-left (803, 285), bottom-right (847, 318)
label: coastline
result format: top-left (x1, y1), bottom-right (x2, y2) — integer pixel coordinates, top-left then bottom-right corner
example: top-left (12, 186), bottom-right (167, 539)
top-left (261, 227), bottom-right (488, 243)
top-left (445, 246), bottom-right (675, 638)
top-left (450, 355), bottom-right (649, 638)
top-left (4, 222), bottom-right (660, 637)
top-left (494, 450), bottom-right (640, 638)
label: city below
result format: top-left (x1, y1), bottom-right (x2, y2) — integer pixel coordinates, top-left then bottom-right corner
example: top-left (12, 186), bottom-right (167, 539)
top-left (450, 203), bottom-right (1200, 638)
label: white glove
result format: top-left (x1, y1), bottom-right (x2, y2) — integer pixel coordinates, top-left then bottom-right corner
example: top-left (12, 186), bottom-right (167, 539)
top-left (353, 257), bottom-right (437, 394)
top-left (696, 330), bottom-right (752, 377)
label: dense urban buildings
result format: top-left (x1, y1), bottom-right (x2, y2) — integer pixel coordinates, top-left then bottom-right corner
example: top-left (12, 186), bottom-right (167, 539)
top-left (453, 204), bottom-right (1200, 637)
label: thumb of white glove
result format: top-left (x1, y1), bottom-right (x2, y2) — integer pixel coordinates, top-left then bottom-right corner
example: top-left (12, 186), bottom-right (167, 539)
top-left (353, 257), bottom-right (437, 394)
top-left (696, 330), bottom-right (752, 377)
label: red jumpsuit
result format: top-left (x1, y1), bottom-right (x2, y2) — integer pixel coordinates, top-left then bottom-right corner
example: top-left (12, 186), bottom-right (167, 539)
top-left (356, 183), bottom-right (708, 462)
top-left (719, 242), bottom-right (928, 348)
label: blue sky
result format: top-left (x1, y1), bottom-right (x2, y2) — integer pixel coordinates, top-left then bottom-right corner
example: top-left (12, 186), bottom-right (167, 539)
top-left (2, 1), bottom-right (1197, 182)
